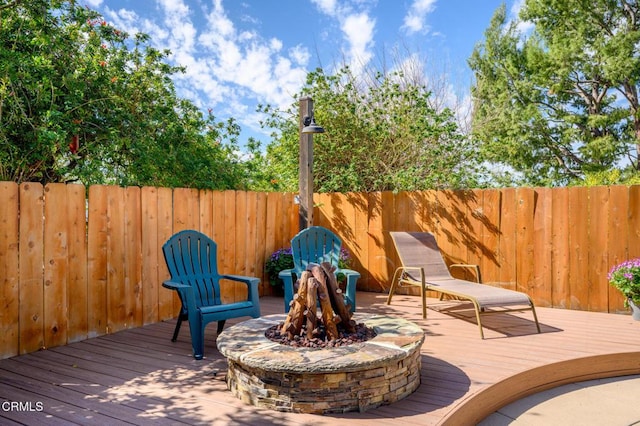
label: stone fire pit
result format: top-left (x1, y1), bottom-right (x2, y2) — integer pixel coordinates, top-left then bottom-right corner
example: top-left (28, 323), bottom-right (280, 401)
top-left (216, 313), bottom-right (425, 414)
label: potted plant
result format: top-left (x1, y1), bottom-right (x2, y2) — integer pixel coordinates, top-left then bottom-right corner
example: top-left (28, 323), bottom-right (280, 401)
top-left (608, 258), bottom-right (640, 320)
top-left (335, 247), bottom-right (352, 289)
top-left (265, 248), bottom-right (294, 294)
top-left (265, 246), bottom-right (353, 293)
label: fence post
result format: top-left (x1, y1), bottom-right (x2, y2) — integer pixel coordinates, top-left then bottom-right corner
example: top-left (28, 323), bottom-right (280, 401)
top-left (299, 96), bottom-right (314, 231)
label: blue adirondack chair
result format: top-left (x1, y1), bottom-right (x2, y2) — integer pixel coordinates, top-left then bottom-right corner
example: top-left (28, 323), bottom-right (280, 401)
top-left (162, 230), bottom-right (261, 360)
top-left (279, 226), bottom-right (360, 313)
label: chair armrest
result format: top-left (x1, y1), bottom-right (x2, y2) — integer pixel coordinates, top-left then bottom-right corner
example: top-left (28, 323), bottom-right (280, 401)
top-left (394, 266), bottom-right (426, 284)
top-left (335, 267), bottom-right (360, 278)
top-left (221, 274), bottom-right (260, 305)
top-left (162, 280), bottom-right (197, 313)
top-left (162, 280), bottom-right (190, 290)
top-left (279, 269), bottom-right (296, 312)
top-left (222, 274), bottom-right (259, 286)
top-left (449, 264), bottom-right (481, 283)
top-left (336, 268), bottom-right (360, 312)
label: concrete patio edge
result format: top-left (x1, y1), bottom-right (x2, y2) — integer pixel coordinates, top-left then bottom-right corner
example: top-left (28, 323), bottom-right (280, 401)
top-left (439, 351), bottom-right (640, 425)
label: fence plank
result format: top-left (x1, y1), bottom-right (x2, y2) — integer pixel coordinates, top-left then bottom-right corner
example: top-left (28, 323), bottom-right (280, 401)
top-left (365, 192), bottom-right (388, 292)
top-left (43, 183), bottom-right (69, 349)
top-left (434, 190), bottom-right (454, 265)
top-left (285, 193), bottom-right (298, 241)
top-left (107, 186), bottom-right (126, 332)
top-left (263, 192), bottom-right (279, 295)
top-left (67, 183), bottom-right (88, 343)
top-left (222, 191), bottom-right (237, 301)
top-left (245, 191), bottom-right (258, 278)
top-left (233, 191), bottom-right (248, 301)
top-left (0, 182), bottom-right (19, 358)
top-left (551, 187), bottom-right (570, 308)
top-left (515, 188), bottom-right (535, 295)
top-left (479, 189), bottom-right (501, 285)
top-left (172, 188), bottom-right (199, 313)
top-left (588, 186), bottom-right (610, 312)
top-left (568, 186), bottom-right (589, 310)
top-left (607, 185), bottom-right (629, 313)
top-left (19, 183), bottom-right (44, 354)
top-left (157, 187), bottom-right (174, 320)
top-left (125, 186), bottom-right (142, 327)
top-left (87, 185), bottom-right (108, 337)
top-left (254, 192), bottom-right (268, 295)
top-left (532, 188), bottom-right (552, 307)
top-left (630, 185), bottom-right (640, 258)
top-left (141, 186), bottom-right (159, 325)
top-left (498, 188), bottom-right (517, 290)
top-left (351, 191), bottom-right (369, 292)
top-left (462, 190), bottom-right (483, 282)
top-left (199, 189), bottom-right (214, 238)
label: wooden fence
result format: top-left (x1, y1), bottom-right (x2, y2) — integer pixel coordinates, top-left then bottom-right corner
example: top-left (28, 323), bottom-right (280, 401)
top-left (1, 182), bottom-right (639, 359)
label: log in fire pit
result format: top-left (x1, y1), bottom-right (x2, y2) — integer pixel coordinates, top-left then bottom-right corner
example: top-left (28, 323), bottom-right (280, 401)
top-left (217, 263), bottom-right (426, 414)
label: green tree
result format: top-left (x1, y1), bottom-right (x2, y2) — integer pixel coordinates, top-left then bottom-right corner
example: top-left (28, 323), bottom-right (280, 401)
top-left (261, 66), bottom-right (479, 193)
top-left (470, 2), bottom-right (640, 186)
top-left (0, 0), bottom-right (245, 189)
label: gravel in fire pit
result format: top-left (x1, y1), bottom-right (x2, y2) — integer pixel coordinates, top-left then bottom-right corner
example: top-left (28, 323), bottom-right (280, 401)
top-left (265, 322), bottom-right (377, 348)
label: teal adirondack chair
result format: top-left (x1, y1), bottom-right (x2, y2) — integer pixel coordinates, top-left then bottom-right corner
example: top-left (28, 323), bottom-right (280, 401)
top-left (162, 230), bottom-right (261, 360)
top-left (279, 226), bottom-right (360, 313)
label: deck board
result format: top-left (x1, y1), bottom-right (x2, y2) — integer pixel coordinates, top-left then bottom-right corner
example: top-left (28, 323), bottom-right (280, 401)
top-left (1, 292), bottom-right (639, 425)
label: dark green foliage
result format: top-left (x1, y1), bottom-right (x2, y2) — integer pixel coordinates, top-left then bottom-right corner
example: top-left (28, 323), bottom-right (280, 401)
top-left (0, 0), bottom-right (245, 188)
top-left (470, 1), bottom-right (640, 186)
top-left (260, 66), bottom-right (480, 193)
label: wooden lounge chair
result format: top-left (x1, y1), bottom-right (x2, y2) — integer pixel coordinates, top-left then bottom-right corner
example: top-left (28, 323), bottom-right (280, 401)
top-left (387, 231), bottom-right (540, 338)
top-left (162, 230), bottom-right (261, 359)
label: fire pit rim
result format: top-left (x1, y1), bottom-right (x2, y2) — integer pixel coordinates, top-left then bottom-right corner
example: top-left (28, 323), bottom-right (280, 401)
top-left (216, 313), bottom-right (425, 374)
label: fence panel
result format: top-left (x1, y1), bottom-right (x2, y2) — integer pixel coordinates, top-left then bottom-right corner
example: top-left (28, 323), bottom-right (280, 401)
top-left (2, 182), bottom-right (640, 360)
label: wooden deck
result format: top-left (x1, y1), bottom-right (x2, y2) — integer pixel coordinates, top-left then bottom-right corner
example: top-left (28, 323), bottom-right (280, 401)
top-left (1, 292), bottom-right (639, 426)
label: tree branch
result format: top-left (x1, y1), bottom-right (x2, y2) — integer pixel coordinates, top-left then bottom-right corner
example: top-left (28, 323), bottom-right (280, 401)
top-left (0, 0), bottom-right (22, 11)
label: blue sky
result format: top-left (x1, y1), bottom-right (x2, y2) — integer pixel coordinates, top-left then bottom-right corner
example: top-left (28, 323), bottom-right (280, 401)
top-left (83, 0), bottom-right (526, 145)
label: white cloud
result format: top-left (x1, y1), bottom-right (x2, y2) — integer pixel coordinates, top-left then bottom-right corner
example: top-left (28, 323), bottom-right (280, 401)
top-left (290, 45), bottom-right (310, 66)
top-left (342, 13), bottom-right (375, 69)
top-left (510, 0), bottom-right (534, 36)
top-left (311, 0), bottom-right (376, 71)
top-left (104, 0), bottom-right (311, 138)
top-left (402, 0), bottom-right (437, 35)
top-left (83, 0), bottom-right (103, 8)
top-left (311, 0), bottom-right (338, 16)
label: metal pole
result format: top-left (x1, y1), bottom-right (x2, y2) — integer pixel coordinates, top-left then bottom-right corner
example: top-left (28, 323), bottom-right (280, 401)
top-left (299, 97), bottom-right (314, 230)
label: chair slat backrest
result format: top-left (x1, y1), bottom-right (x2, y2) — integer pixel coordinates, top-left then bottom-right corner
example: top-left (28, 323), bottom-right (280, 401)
top-left (390, 232), bottom-right (453, 281)
top-left (291, 226), bottom-right (341, 273)
top-left (162, 230), bottom-right (223, 308)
